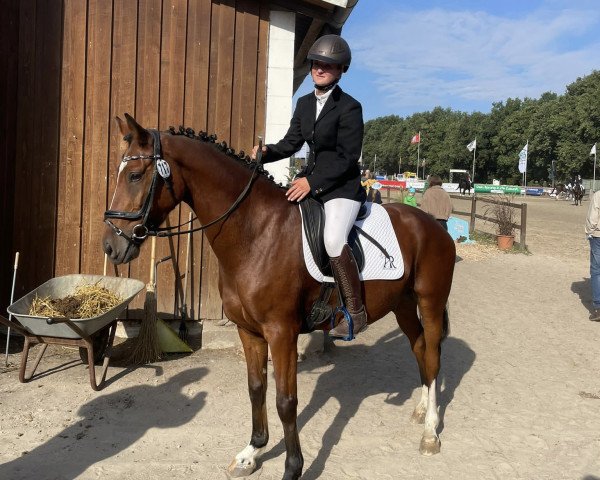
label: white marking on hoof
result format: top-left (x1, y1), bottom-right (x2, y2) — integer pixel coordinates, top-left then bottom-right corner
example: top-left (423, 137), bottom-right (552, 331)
top-left (419, 433), bottom-right (441, 456)
top-left (227, 444), bottom-right (265, 478)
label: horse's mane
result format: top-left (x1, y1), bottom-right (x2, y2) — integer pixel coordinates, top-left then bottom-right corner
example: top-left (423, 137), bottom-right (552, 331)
top-left (168, 126), bottom-right (286, 190)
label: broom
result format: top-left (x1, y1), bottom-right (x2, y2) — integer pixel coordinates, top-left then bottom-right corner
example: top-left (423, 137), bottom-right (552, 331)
top-left (127, 235), bottom-right (162, 364)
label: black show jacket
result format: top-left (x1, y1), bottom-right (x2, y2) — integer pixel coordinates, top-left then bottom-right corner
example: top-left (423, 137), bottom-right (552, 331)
top-left (262, 85), bottom-right (366, 204)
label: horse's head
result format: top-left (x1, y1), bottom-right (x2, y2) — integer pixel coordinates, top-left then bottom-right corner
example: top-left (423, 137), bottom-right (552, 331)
top-left (102, 114), bottom-right (182, 264)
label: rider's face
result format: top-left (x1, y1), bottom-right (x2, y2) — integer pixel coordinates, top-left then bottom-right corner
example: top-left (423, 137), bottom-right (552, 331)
top-left (311, 61), bottom-right (342, 87)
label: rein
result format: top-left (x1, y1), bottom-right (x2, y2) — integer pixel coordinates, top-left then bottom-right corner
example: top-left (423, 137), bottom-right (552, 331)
top-left (104, 129), bottom-right (262, 245)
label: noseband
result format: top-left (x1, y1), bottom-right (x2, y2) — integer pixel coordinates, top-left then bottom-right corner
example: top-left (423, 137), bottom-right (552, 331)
top-left (104, 129), bottom-right (263, 247)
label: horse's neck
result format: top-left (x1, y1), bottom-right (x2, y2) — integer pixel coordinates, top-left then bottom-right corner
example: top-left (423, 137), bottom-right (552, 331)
top-left (174, 138), bottom-right (288, 254)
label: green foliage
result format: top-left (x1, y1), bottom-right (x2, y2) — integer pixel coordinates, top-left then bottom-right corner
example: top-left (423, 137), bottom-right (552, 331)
top-left (362, 70), bottom-right (600, 184)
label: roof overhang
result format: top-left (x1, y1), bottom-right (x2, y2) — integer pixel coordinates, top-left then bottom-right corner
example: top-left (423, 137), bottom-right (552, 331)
top-left (270, 0), bottom-right (359, 92)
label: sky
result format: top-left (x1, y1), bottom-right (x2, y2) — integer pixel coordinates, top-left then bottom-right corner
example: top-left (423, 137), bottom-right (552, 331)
top-left (296, 0), bottom-right (600, 121)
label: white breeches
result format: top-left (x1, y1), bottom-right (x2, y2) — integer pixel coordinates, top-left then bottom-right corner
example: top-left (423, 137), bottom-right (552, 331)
top-left (323, 198), bottom-right (361, 257)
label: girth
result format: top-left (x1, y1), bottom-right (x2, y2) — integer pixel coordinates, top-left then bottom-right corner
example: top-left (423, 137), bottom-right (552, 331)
top-left (299, 197), bottom-right (365, 277)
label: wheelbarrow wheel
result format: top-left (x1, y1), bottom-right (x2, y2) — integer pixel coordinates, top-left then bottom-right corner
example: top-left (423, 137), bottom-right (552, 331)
top-left (79, 325), bottom-right (111, 365)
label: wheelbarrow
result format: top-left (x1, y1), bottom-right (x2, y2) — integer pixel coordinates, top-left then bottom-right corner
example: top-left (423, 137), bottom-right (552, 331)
top-left (3, 274), bottom-right (144, 391)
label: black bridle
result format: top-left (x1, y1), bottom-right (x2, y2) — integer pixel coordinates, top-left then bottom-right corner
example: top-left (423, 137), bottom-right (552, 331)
top-left (104, 129), bottom-right (262, 246)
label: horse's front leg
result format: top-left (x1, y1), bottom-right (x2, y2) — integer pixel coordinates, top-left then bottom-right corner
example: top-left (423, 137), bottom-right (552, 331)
top-left (228, 328), bottom-right (269, 478)
top-left (268, 329), bottom-right (303, 480)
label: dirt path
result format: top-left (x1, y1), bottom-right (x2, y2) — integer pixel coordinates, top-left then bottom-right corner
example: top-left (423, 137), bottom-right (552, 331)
top-left (1, 196), bottom-right (599, 480)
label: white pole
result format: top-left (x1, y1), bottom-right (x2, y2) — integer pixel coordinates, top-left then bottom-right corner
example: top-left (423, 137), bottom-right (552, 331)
top-left (472, 144), bottom-right (476, 183)
top-left (594, 152), bottom-right (597, 192)
top-left (593, 143), bottom-right (597, 192)
top-left (417, 131), bottom-right (421, 179)
top-left (374, 153), bottom-right (377, 174)
top-left (5, 252), bottom-right (19, 366)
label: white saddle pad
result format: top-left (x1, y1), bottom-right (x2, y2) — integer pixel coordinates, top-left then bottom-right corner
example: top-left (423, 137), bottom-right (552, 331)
top-left (300, 202), bottom-right (404, 283)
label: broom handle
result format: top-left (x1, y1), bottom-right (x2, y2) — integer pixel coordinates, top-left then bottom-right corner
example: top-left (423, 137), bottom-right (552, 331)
top-left (149, 236), bottom-right (157, 289)
top-left (182, 212), bottom-right (192, 308)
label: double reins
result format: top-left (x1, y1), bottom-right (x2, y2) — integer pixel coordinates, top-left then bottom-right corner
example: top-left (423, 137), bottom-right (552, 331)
top-left (104, 130), bottom-right (263, 245)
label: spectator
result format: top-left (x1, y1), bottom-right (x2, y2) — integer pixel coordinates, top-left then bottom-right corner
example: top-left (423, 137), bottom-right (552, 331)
top-left (585, 189), bottom-right (600, 321)
top-left (403, 187), bottom-right (417, 207)
top-left (420, 175), bottom-right (453, 231)
top-left (367, 181), bottom-right (383, 204)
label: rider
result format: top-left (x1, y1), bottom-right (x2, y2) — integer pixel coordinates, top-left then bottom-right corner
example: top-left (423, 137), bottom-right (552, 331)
top-left (251, 34), bottom-right (367, 338)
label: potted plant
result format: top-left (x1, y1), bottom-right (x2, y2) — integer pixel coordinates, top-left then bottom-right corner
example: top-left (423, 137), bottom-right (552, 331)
top-left (483, 194), bottom-right (517, 250)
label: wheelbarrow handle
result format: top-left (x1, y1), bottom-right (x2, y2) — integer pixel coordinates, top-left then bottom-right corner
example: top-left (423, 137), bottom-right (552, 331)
top-left (0, 314), bottom-right (29, 337)
top-left (45, 317), bottom-right (89, 340)
top-left (46, 316), bottom-right (69, 325)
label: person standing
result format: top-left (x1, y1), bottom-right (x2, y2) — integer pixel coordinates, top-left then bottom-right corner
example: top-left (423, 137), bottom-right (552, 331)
top-left (420, 175), bottom-right (453, 231)
top-left (251, 34), bottom-right (367, 338)
top-left (403, 187), bottom-right (417, 207)
top-left (585, 189), bottom-right (600, 321)
top-left (367, 181), bottom-right (383, 204)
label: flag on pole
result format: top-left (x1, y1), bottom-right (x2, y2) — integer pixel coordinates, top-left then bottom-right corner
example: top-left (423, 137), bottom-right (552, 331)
top-left (518, 143), bottom-right (528, 173)
top-left (592, 144), bottom-right (597, 155)
top-left (410, 133), bottom-right (420, 144)
top-left (467, 139), bottom-right (476, 152)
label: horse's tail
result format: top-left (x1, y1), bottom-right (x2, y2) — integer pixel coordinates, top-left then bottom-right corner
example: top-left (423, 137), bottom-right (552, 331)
top-left (442, 304), bottom-right (451, 341)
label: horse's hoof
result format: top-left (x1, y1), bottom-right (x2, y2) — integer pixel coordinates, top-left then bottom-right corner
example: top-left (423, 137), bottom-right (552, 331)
top-left (410, 408), bottom-right (426, 425)
top-left (227, 458), bottom-right (257, 478)
top-left (419, 434), bottom-right (441, 456)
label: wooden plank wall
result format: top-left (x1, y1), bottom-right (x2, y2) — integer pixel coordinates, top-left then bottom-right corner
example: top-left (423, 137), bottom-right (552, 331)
top-left (4, 0), bottom-right (269, 321)
top-left (0, 0), bottom-right (21, 310)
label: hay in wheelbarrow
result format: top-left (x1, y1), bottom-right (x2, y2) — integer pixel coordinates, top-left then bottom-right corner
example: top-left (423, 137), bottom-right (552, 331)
top-left (29, 284), bottom-right (122, 319)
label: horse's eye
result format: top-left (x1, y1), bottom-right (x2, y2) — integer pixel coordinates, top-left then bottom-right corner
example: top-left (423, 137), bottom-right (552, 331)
top-left (128, 172), bottom-right (143, 183)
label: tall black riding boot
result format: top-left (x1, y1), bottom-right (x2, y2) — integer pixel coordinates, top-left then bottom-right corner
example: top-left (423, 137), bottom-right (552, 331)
top-left (329, 244), bottom-right (368, 338)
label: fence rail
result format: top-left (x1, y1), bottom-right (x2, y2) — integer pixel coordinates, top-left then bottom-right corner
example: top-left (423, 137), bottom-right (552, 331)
top-left (380, 188), bottom-right (527, 249)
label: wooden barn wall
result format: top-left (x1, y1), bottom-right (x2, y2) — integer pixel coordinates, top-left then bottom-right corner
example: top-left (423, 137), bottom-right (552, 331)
top-left (4, 0), bottom-right (269, 321)
top-left (0, 0), bottom-right (22, 313)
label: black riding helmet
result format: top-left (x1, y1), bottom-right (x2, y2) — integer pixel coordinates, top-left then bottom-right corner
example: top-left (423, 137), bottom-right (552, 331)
top-left (307, 34), bottom-right (352, 72)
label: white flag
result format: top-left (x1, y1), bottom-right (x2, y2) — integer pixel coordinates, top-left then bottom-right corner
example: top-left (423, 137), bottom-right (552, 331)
top-left (518, 143), bottom-right (528, 173)
top-left (592, 144), bottom-right (597, 155)
top-left (467, 139), bottom-right (476, 152)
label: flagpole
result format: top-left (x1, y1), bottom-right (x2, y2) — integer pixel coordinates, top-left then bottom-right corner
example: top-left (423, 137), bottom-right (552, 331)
top-left (472, 137), bottom-right (476, 183)
top-left (417, 131), bottom-right (421, 179)
top-left (524, 140), bottom-right (528, 195)
top-left (593, 143), bottom-right (597, 192)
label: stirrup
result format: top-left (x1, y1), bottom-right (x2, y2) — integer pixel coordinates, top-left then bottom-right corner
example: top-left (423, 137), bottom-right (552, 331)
top-left (330, 306), bottom-right (355, 341)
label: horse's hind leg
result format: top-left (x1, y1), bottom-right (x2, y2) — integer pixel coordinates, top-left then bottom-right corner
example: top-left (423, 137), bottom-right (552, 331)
top-left (394, 296), bottom-right (444, 456)
top-left (228, 328), bottom-right (269, 478)
top-left (392, 298), bottom-right (427, 423)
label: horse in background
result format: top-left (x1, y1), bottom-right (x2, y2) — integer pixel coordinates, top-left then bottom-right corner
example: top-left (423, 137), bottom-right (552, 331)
top-left (550, 183), bottom-right (569, 200)
top-left (573, 183), bottom-right (584, 206)
top-left (458, 176), bottom-right (471, 195)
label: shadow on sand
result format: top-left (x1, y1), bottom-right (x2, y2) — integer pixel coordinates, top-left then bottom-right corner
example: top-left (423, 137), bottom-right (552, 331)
top-left (571, 277), bottom-right (593, 313)
top-left (0, 367), bottom-right (208, 480)
top-left (261, 330), bottom-right (475, 479)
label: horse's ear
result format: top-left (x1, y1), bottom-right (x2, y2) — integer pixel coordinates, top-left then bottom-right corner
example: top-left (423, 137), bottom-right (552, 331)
top-left (124, 112), bottom-right (150, 145)
top-left (116, 116), bottom-right (128, 136)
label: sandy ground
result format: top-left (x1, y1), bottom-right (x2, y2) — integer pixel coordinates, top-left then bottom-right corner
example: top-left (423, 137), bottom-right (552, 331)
top-left (1, 196), bottom-right (600, 480)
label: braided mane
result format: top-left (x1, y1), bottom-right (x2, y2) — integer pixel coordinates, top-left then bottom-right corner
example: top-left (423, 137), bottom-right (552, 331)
top-left (168, 126), bottom-right (286, 189)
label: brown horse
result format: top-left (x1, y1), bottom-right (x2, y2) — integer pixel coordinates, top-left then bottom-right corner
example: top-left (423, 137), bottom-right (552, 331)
top-left (573, 183), bottom-right (584, 206)
top-left (102, 114), bottom-right (456, 480)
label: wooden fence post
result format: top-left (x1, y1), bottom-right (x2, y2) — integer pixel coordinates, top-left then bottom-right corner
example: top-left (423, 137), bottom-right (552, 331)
top-left (520, 203), bottom-right (527, 248)
top-left (469, 195), bottom-right (477, 234)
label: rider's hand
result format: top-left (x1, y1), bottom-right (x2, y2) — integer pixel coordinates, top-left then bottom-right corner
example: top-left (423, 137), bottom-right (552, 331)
top-left (251, 145), bottom-right (267, 161)
top-left (286, 177), bottom-right (311, 202)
